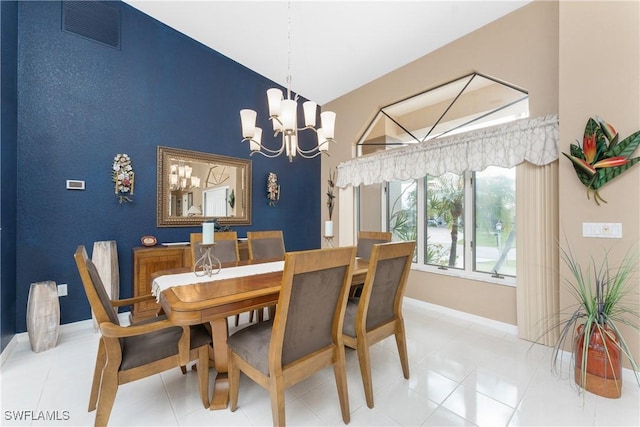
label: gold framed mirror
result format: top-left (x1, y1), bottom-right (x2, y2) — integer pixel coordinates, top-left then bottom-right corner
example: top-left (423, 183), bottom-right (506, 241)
top-left (157, 146), bottom-right (251, 227)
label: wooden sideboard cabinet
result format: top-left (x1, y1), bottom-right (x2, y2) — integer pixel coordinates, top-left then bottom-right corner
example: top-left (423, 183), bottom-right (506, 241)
top-left (132, 246), bottom-right (190, 322)
top-left (131, 241), bottom-right (249, 322)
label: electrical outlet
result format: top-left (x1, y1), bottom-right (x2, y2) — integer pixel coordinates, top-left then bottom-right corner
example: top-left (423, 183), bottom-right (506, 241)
top-left (57, 283), bottom-right (68, 297)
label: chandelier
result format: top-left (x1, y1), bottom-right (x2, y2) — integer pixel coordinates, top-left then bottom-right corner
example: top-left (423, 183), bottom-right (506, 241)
top-left (170, 162), bottom-right (200, 191)
top-left (239, 2), bottom-right (336, 162)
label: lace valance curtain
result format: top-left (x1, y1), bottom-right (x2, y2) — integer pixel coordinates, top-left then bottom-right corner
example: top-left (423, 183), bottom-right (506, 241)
top-left (336, 114), bottom-right (559, 188)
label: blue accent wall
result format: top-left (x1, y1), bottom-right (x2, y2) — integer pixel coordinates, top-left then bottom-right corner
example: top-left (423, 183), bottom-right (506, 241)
top-left (1, 0), bottom-right (19, 352)
top-left (7, 0), bottom-right (320, 334)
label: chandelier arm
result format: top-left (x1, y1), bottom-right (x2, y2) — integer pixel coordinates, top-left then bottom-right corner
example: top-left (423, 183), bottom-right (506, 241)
top-left (296, 127), bottom-right (336, 142)
top-left (256, 143), bottom-right (286, 155)
top-left (297, 125), bottom-right (318, 133)
top-left (241, 138), bottom-right (286, 155)
top-left (249, 150), bottom-right (287, 159)
top-left (270, 116), bottom-right (284, 128)
top-left (293, 150), bottom-right (325, 159)
top-left (295, 146), bottom-right (324, 155)
top-left (294, 137), bottom-right (335, 154)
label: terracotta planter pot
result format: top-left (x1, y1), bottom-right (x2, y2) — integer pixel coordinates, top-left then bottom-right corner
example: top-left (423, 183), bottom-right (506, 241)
top-left (574, 323), bottom-right (622, 398)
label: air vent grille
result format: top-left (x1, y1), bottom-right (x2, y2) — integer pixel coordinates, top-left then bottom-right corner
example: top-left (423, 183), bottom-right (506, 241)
top-left (62, 1), bottom-right (121, 49)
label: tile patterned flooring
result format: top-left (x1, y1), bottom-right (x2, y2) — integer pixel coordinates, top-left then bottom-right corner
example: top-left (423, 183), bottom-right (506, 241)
top-left (1, 299), bottom-right (638, 426)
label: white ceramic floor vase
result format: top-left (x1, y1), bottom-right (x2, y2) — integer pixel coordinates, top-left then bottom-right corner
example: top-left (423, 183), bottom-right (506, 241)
top-left (26, 281), bottom-right (60, 353)
top-left (91, 240), bottom-right (120, 331)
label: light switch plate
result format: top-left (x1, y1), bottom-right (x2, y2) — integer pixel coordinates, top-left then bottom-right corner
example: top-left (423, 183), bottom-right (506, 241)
top-left (582, 222), bottom-right (622, 238)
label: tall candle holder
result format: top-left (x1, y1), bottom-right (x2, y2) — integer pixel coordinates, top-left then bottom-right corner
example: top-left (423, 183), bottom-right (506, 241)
top-left (193, 243), bottom-right (221, 277)
top-left (323, 235), bottom-right (335, 248)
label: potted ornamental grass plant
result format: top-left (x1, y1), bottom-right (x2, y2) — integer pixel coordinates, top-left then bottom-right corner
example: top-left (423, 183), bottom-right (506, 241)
top-left (550, 243), bottom-right (640, 398)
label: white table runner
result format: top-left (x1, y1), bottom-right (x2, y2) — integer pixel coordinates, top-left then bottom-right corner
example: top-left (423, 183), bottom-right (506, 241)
top-left (152, 261), bottom-right (285, 301)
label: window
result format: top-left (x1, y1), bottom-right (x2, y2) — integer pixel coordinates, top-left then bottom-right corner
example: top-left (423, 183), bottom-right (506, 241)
top-left (425, 172), bottom-right (464, 269)
top-left (473, 166), bottom-right (515, 276)
top-left (387, 180), bottom-right (417, 262)
top-left (353, 73), bottom-right (527, 283)
top-left (382, 165), bottom-right (515, 281)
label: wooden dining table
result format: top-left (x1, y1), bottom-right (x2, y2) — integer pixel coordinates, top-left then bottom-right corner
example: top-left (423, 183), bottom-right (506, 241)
top-left (153, 256), bottom-right (369, 410)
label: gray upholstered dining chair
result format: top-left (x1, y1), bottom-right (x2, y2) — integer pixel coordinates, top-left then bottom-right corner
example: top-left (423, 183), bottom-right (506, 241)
top-left (227, 246), bottom-right (356, 427)
top-left (74, 245), bottom-right (211, 427)
top-left (247, 230), bottom-right (286, 261)
top-left (351, 231), bottom-right (393, 296)
top-left (247, 230), bottom-right (286, 321)
top-left (191, 231), bottom-right (252, 326)
top-left (356, 230), bottom-right (392, 260)
top-left (342, 240), bottom-right (415, 409)
top-left (190, 231), bottom-right (240, 265)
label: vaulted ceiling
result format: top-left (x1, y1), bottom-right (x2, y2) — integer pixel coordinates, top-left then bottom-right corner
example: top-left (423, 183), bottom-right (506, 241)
top-left (124, 1), bottom-right (533, 105)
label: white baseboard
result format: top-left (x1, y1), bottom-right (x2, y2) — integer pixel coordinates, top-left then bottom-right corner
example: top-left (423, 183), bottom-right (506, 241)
top-left (1, 335), bottom-right (19, 368)
top-left (403, 297), bottom-right (639, 384)
top-left (0, 311), bottom-right (133, 367)
top-left (403, 296), bottom-right (518, 335)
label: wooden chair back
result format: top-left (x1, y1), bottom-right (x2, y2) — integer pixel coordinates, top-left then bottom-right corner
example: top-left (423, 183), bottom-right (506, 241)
top-left (76, 246), bottom-right (121, 327)
top-left (359, 240), bottom-right (414, 331)
top-left (228, 246), bottom-right (356, 426)
top-left (275, 246), bottom-right (355, 368)
top-left (74, 245), bottom-right (211, 426)
top-left (191, 231), bottom-right (244, 325)
top-left (356, 230), bottom-right (392, 259)
top-left (190, 231), bottom-right (239, 265)
top-left (342, 240), bottom-right (415, 409)
top-left (247, 230), bottom-right (285, 260)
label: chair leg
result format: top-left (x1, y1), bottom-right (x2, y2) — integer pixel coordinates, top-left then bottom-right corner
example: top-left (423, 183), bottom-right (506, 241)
top-left (333, 345), bottom-right (351, 424)
top-left (228, 351), bottom-right (240, 412)
top-left (89, 339), bottom-right (106, 412)
top-left (349, 283), bottom-right (363, 298)
top-left (394, 321), bottom-right (410, 379)
top-left (197, 345), bottom-right (210, 408)
top-left (208, 343), bottom-right (215, 365)
top-left (269, 375), bottom-right (286, 427)
top-left (356, 336), bottom-right (375, 408)
top-left (94, 358), bottom-right (119, 427)
top-left (249, 310), bottom-right (254, 323)
top-left (234, 314), bottom-right (240, 326)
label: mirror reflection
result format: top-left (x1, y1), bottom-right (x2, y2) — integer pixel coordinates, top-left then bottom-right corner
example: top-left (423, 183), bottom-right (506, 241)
top-left (157, 146), bottom-right (252, 227)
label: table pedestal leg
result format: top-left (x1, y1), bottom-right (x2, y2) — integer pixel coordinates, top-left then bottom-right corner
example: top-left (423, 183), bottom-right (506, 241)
top-left (209, 318), bottom-right (229, 410)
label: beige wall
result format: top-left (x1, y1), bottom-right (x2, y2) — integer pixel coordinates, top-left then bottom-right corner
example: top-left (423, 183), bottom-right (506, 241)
top-left (323, 0), bottom-right (640, 366)
top-left (558, 0), bottom-right (640, 366)
top-left (322, 0), bottom-right (560, 326)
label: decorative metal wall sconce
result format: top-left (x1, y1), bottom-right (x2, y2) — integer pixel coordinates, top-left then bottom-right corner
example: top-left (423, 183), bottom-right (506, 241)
top-left (563, 116), bottom-right (640, 205)
top-left (267, 172), bottom-right (280, 206)
top-left (112, 153), bottom-right (134, 204)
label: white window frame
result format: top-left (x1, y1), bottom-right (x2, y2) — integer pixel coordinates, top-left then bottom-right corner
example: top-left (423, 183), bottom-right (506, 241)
top-left (382, 171), bottom-right (516, 287)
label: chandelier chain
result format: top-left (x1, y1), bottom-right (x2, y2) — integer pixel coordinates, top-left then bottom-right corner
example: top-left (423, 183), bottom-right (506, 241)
top-left (286, 1), bottom-right (292, 96)
top-left (238, 0), bottom-right (336, 162)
